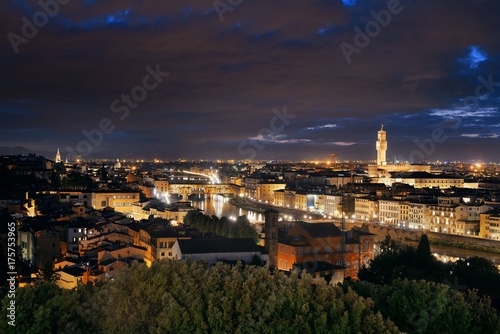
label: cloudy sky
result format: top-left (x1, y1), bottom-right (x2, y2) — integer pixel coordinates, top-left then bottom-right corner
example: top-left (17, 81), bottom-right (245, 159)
top-left (1, 0), bottom-right (499, 162)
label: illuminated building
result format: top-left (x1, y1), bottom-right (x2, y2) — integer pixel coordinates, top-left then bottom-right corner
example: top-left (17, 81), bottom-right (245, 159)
top-left (55, 148), bottom-right (62, 163)
top-left (376, 125), bottom-right (387, 166)
top-left (480, 209), bottom-right (500, 240)
top-left (368, 127), bottom-right (431, 179)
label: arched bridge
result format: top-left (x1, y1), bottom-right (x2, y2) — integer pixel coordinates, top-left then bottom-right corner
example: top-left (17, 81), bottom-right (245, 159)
top-left (167, 183), bottom-right (234, 199)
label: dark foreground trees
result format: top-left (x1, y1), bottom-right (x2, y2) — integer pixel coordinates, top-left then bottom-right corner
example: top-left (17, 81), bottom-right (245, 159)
top-left (359, 234), bottom-right (500, 298)
top-left (2, 260), bottom-right (499, 334)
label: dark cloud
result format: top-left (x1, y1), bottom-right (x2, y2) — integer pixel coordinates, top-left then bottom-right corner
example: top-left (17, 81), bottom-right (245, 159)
top-left (1, 0), bottom-right (500, 161)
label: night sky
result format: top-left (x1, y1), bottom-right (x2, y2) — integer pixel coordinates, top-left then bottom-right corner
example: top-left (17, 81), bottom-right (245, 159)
top-left (1, 0), bottom-right (500, 162)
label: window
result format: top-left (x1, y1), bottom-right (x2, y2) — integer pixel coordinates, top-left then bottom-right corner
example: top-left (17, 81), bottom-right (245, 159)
top-left (354, 245), bottom-right (359, 252)
top-left (298, 248), bottom-right (303, 256)
top-left (279, 259), bottom-right (283, 268)
top-left (325, 246), bottom-right (331, 253)
top-left (285, 247), bottom-right (288, 254)
top-left (313, 247), bottom-right (319, 254)
top-left (161, 252), bottom-right (165, 257)
top-left (354, 261), bottom-right (359, 269)
top-left (285, 261), bottom-right (289, 270)
top-left (101, 201), bottom-right (106, 207)
top-left (292, 248), bottom-right (295, 255)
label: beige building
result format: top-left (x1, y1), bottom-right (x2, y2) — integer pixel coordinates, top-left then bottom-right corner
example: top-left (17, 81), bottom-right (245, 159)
top-left (274, 189), bottom-right (285, 207)
top-left (354, 197), bottom-right (379, 222)
top-left (408, 201), bottom-right (432, 230)
top-left (428, 197), bottom-right (490, 235)
top-left (385, 172), bottom-right (464, 189)
top-left (324, 194), bottom-right (343, 217)
top-left (98, 245), bottom-right (146, 265)
top-left (378, 199), bottom-right (409, 227)
top-left (91, 191), bottom-right (140, 214)
top-left (295, 193), bottom-right (308, 211)
top-left (480, 210), bottom-right (500, 240)
top-left (256, 182), bottom-right (286, 204)
top-left (55, 266), bottom-right (85, 289)
top-left (130, 202), bottom-right (190, 222)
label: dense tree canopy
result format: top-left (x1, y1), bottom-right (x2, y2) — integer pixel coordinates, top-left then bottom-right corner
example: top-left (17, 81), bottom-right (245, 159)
top-left (184, 210), bottom-right (260, 243)
top-left (1, 260), bottom-right (499, 333)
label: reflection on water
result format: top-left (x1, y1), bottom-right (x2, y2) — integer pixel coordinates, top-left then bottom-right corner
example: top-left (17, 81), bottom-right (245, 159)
top-left (192, 195), bottom-right (264, 222)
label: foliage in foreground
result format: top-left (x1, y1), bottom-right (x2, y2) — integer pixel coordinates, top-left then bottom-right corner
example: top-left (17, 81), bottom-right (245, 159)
top-left (1, 260), bottom-right (499, 334)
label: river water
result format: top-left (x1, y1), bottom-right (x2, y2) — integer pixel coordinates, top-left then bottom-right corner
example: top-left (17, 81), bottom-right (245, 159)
top-left (191, 195), bottom-right (265, 222)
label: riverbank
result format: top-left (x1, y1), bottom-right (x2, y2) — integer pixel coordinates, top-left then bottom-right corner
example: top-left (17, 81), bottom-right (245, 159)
top-left (224, 196), bottom-right (500, 264)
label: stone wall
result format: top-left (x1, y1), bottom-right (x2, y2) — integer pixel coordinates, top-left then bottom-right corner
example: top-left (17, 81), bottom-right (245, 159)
top-left (359, 222), bottom-right (500, 249)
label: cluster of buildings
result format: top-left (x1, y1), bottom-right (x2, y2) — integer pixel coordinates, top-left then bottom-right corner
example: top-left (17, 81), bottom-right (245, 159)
top-left (1, 126), bottom-right (500, 289)
top-left (14, 204), bottom-right (271, 289)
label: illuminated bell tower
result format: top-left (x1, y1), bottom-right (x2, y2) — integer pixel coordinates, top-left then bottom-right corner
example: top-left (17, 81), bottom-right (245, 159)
top-left (55, 148), bottom-right (62, 164)
top-left (376, 125), bottom-right (387, 166)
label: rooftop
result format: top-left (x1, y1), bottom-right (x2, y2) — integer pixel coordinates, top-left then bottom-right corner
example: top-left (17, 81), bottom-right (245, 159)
top-left (176, 238), bottom-right (262, 254)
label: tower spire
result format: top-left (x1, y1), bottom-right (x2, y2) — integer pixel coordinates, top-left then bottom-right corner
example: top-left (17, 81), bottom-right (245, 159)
top-left (376, 127), bottom-right (387, 166)
top-left (55, 148), bottom-right (62, 163)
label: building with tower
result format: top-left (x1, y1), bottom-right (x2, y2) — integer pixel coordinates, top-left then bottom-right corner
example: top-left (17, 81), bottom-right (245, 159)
top-left (376, 125), bottom-right (387, 166)
top-left (368, 126), bottom-right (430, 180)
top-left (264, 209), bottom-right (279, 267)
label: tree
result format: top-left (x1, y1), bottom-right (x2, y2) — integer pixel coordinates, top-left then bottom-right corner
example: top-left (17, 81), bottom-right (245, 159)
top-left (39, 261), bottom-right (56, 282)
top-left (379, 234), bottom-right (400, 255)
top-left (414, 234), bottom-right (433, 269)
top-left (450, 257), bottom-right (500, 297)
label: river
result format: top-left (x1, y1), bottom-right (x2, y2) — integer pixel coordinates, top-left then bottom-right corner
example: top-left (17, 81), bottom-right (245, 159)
top-left (191, 195), bottom-right (265, 223)
top-left (184, 195), bottom-right (499, 265)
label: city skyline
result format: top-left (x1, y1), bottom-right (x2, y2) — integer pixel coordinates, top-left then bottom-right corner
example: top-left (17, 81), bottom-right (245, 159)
top-left (1, 0), bottom-right (500, 161)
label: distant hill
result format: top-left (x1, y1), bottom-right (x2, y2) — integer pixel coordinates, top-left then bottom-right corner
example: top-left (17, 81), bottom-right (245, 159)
top-left (0, 146), bottom-right (52, 159)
